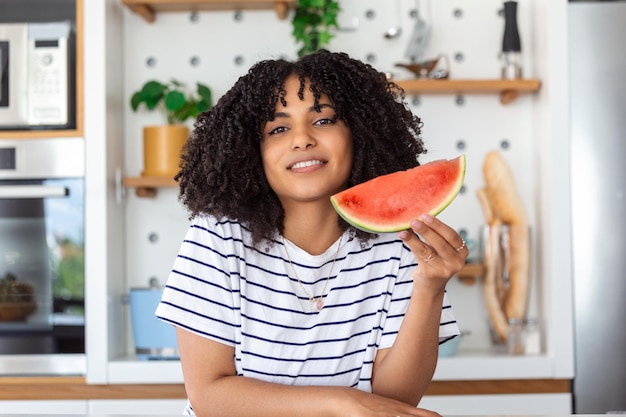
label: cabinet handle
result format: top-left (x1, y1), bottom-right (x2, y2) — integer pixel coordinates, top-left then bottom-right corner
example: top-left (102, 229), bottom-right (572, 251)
top-left (0, 185), bottom-right (69, 199)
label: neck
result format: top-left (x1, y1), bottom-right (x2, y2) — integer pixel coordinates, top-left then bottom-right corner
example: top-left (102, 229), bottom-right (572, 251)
top-left (282, 201), bottom-right (343, 255)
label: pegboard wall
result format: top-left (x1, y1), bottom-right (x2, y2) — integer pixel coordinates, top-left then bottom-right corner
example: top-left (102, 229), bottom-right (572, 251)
top-left (122, 0), bottom-right (539, 352)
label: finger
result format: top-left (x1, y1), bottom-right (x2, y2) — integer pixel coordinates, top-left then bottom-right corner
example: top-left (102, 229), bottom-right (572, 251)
top-left (414, 214), bottom-right (466, 255)
top-left (398, 225), bottom-right (437, 261)
top-left (412, 408), bottom-right (442, 417)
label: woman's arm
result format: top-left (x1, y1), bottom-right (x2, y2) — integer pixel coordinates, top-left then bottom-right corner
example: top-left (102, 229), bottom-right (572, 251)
top-left (371, 214), bottom-right (466, 405)
top-left (177, 328), bottom-right (440, 417)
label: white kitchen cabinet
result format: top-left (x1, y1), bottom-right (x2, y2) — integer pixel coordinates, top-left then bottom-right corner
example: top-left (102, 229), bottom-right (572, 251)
top-left (421, 393), bottom-right (571, 415)
top-left (0, 400), bottom-right (88, 414)
top-left (88, 399), bottom-right (187, 415)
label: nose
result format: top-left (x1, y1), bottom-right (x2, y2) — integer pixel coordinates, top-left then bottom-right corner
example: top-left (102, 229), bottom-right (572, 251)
top-left (291, 127), bottom-right (316, 150)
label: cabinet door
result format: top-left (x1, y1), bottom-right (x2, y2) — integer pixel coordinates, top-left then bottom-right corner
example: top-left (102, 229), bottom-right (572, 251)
top-left (0, 400), bottom-right (87, 414)
top-left (89, 399), bottom-right (187, 415)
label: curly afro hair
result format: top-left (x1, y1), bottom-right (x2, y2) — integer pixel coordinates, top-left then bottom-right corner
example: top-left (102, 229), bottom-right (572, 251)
top-left (177, 49), bottom-right (426, 248)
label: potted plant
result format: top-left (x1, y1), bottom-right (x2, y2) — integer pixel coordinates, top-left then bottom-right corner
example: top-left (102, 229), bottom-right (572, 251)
top-left (130, 79), bottom-right (212, 177)
top-left (292, 0), bottom-right (341, 57)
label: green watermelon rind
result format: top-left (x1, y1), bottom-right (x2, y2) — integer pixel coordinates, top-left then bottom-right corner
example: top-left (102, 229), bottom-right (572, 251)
top-left (331, 155), bottom-right (466, 233)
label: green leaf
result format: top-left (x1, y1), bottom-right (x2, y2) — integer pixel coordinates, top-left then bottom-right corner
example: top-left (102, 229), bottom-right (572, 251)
top-left (196, 83), bottom-right (213, 110)
top-left (164, 91), bottom-right (186, 112)
top-left (130, 92), bottom-right (142, 111)
top-left (141, 81), bottom-right (167, 99)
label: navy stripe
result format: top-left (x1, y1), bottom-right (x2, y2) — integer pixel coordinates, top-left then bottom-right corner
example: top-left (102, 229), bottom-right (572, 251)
top-left (241, 346), bottom-right (367, 363)
top-left (158, 316), bottom-right (236, 345)
top-left (241, 327), bottom-right (374, 347)
top-left (242, 364), bottom-right (363, 379)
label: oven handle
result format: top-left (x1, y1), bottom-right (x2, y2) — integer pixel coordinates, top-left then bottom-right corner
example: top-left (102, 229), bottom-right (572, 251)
top-left (0, 185), bottom-right (69, 199)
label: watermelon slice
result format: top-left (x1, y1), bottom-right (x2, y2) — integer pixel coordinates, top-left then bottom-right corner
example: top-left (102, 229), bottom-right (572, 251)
top-left (331, 155), bottom-right (466, 233)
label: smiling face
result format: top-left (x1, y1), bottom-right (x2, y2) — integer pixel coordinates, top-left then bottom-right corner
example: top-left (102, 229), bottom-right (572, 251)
top-left (260, 75), bottom-right (353, 209)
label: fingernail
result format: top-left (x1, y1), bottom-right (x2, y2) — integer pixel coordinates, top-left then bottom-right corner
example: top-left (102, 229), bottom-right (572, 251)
top-left (420, 213), bottom-right (434, 224)
top-left (411, 219), bottom-right (423, 230)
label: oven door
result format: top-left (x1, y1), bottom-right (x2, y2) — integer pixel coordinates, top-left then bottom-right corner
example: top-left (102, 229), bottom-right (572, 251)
top-left (0, 138), bottom-right (84, 375)
top-left (0, 178), bottom-right (85, 355)
top-left (0, 23), bottom-right (28, 127)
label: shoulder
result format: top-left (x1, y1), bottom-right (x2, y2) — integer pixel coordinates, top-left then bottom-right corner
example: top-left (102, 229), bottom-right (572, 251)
top-left (189, 215), bottom-right (254, 242)
top-left (187, 215), bottom-right (278, 260)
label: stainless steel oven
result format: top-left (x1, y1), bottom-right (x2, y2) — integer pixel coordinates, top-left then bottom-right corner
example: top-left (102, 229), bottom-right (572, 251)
top-left (0, 138), bottom-right (84, 375)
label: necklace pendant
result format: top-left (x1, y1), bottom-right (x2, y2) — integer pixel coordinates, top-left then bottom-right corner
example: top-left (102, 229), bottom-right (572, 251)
top-left (314, 299), bottom-right (324, 311)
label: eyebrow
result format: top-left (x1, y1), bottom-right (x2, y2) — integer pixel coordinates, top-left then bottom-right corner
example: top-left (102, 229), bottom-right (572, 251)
top-left (273, 103), bottom-right (334, 119)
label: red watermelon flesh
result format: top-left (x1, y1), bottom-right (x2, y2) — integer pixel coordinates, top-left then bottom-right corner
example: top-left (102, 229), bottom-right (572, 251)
top-left (331, 155), bottom-right (466, 233)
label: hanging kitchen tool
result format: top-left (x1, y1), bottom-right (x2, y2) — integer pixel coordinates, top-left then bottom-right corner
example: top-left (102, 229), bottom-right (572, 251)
top-left (404, 0), bottom-right (431, 62)
top-left (395, 53), bottom-right (449, 79)
top-left (384, 0), bottom-right (403, 39)
top-left (501, 1), bottom-right (522, 79)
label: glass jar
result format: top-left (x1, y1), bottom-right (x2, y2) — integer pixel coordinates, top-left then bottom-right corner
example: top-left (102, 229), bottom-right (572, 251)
top-left (524, 318), bottom-right (541, 355)
top-left (507, 318), bottom-right (525, 355)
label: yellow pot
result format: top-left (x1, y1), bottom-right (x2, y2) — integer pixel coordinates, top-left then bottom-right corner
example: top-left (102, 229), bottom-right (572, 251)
top-left (142, 125), bottom-right (189, 177)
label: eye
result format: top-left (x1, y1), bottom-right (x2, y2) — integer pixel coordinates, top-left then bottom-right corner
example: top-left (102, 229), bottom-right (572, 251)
top-left (267, 125), bottom-right (288, 136)
top-left (314, 114), bottom-right (338, 126)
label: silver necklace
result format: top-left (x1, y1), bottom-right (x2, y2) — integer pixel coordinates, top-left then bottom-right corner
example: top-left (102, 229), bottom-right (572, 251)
top-left (282, 236), bottom-right (342, 312)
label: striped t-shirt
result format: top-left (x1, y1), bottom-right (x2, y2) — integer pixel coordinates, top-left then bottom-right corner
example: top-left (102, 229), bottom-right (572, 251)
top-left (156, 215), bottom-right (459, 397)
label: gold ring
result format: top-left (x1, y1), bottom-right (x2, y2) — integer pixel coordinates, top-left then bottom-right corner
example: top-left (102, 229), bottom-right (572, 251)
top-left (423, 253), bottom-right (436, 262)
top-left (455, 240), bottom-right (466, 252)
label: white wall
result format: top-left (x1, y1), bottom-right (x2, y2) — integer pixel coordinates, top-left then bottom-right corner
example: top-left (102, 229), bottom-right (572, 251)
top-left (120, 0), bottom-right (541, 355)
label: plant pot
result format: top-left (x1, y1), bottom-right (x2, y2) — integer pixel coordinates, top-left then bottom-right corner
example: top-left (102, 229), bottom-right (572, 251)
top-left (0, 301), bottom-right (37, 321)
top-left (142, 124), bottom-right (189, 177)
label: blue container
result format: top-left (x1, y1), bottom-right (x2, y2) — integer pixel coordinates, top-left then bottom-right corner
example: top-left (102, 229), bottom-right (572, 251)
top-left (438, 335), bottom-right (462, 357)
top-left (129, 287), bottom-right (178, 360)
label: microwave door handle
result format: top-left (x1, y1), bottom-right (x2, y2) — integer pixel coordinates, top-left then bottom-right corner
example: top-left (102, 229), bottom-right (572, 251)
top-left (0, 185), bottom-right (69, 199)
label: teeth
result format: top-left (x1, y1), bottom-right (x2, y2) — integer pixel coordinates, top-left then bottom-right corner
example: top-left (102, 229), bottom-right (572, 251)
top-left (291, 160), bottom-right (323, 169)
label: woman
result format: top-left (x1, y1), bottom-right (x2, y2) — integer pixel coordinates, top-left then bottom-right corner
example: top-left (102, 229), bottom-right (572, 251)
top-left (156, 50), bottom-right (467, 417)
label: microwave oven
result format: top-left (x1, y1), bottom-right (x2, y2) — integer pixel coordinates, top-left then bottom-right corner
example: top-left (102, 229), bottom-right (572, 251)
top-left (0, 21), bottom-right (75, 130)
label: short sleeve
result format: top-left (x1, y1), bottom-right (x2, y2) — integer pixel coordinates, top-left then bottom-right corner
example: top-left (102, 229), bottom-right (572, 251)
top-left (155, 217), bottom-right (239, 347)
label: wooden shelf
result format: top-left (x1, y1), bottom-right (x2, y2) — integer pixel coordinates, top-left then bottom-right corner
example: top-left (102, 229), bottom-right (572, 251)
top-left (123, 176), bottom-right (177, 198)
top-left (122, 0), bottom-right (296, 22)
top-left (394, 78), bottom-right (541, 105)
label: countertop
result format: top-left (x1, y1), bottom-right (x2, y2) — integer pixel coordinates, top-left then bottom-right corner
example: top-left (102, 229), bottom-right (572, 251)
top-left (0, 415), bottom-right (610, 417)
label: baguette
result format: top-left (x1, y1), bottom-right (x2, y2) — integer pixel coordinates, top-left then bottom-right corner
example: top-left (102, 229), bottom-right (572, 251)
top-left (482, 150), bottom-right (530, 321)
top-left (483, 220), bottom-right (509, 342)
top-left (482, 150), bottom-right (528, 225)
top-left (503, 222), bottom-right (530, 319)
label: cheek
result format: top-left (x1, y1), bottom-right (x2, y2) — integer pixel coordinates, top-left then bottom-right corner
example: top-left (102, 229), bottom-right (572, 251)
top-left (260, 143), bottom-right (280, 184)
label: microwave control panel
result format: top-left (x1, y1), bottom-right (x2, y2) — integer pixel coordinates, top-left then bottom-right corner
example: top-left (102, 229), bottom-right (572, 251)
top-left (27, 25), bottom-right (70, 126)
